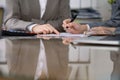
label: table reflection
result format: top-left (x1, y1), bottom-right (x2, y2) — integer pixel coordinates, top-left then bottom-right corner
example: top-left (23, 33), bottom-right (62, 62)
top-left (0, 34), bottom-right (120, 80)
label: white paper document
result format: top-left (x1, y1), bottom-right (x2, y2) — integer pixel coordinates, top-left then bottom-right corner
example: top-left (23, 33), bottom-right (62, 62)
top-left (37, 33), bottom-right (88, 38)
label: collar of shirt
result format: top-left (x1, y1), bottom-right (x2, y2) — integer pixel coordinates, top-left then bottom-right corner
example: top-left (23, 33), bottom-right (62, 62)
top-left (39, 0), bottom-right (47, 18)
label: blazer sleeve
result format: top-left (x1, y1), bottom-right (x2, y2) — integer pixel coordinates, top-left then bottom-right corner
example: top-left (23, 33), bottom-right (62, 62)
top-left (4, 0), bottom-right (34, 30)
top-left (88, 0), bottom-right (120, 31)
top-left (46, 0), bottom-right (71, 32)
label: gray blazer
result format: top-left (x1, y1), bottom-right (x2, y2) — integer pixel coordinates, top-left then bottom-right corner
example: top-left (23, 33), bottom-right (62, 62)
top-left (88, 0), bottom-right (120, 60)
top-left (88, 1), bottom-right (120, 80)
top-left (89, 0), bottom-right (120, 34)
top-left (4, 0), bottom-right (70, 32)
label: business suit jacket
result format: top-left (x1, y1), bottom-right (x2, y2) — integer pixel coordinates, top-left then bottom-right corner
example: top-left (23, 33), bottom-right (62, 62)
top-left (89, 0), bottom-right (120, 34)
top-left (4, 0), bottom-right (70, 32)
top-left (88, 0), bottom-right (120, 80)
top-left (88, 0), bottom-right (120, 60)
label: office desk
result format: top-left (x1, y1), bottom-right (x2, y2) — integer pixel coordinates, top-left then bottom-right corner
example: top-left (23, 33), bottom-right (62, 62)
top-left (1, 35), bottom-right (120, 80)
top-left (73, 36), bottom-right (120, 46)
top-left (36, 34), bottom-right (120, 80)
top-left (68, 35), bottom-right (120, 80)
top-left (1, 36), bottom-right (68, 80)
top-left (71, 36), bottom-right (120, 52)
top-left (4, 35), bottom-right (120, 46)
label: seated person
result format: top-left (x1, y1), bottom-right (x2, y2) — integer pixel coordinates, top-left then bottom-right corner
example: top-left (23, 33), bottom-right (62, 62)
top-left (4, 0), bottom-right (70, 80)
top-left (63, 0), bottom-right (120, 80)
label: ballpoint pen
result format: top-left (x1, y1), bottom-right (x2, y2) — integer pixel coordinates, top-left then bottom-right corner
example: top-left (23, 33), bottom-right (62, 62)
top-left (65, 13), bottom-right (78, 49)
top-left (70, 13), bottom-right (78, 22)
top-left (66, 13), bottom-right (78, 29)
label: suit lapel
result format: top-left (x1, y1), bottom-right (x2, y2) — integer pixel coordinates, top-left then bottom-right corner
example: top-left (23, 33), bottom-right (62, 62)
top-left (42, 0), bottom-right (49, 19)
top-left (42, 0), bottom-right (56, 19)
top-left (29, 0), bottom-right (40, 19)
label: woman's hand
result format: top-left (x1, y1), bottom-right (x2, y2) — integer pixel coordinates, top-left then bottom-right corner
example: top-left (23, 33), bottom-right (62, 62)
top-left (62, 19), bottom-right (88, 34)
top-left (32, 24), bottom-right (59, 34)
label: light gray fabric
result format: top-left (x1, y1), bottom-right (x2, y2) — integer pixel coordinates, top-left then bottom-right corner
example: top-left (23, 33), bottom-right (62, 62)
top-left (4, 0), bottom-right (71, 32)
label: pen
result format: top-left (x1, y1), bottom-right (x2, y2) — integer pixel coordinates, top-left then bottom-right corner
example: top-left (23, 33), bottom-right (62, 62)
top-left (70, 13), bottom-right (78, 22)
top-left (66, 13), bottom-right (78, 29)
top-left (66, 13), bottom-right (78, 49)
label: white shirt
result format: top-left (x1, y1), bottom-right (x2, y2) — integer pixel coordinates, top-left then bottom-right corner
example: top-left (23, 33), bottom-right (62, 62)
top-left (34, 40), bottom-right (48, 80)
top-left (34, 0), bottom-right (48, 80)
top-left (39, 0), bottom-right (47, 18)
top-left (28, 0), bottom-right (47, 32)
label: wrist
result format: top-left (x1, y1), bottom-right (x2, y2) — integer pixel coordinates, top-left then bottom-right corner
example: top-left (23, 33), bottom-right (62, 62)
top-left (27, 24), bottom-right (38, 32)
top-left (32, 24), bottom-right (39, 33)
top-left (82, 24), bottom-right (89, 31)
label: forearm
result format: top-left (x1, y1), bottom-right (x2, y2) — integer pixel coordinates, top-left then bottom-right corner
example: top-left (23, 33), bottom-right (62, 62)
top-left (4, 18), bottom-right (34, 30)
top-left (4, 0), bottom-right (34, 30)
